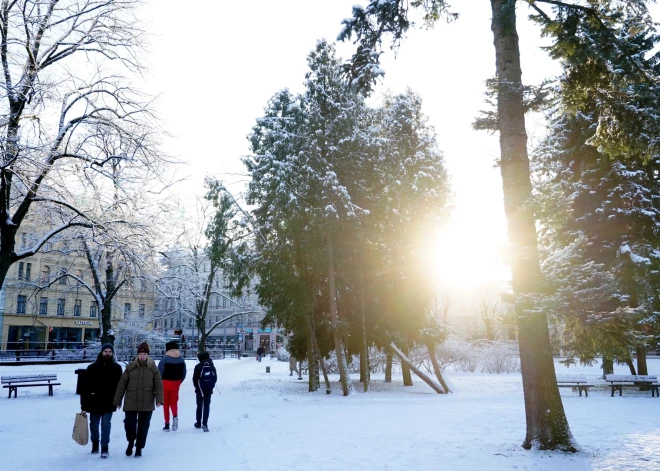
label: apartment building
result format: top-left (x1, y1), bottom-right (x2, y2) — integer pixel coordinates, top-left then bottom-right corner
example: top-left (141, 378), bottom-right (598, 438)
top-left (0, 233), bottom-right (156, 351)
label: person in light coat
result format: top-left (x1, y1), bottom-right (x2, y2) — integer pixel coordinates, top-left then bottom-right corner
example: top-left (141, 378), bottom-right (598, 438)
top-left (113, 342), bottom-right (164, 458)
top-left (289, 354), bottom-right (299, 377)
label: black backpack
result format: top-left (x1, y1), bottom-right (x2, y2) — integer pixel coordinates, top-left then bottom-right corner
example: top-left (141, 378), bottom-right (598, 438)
top-left (198, 362), bottom-right (217, 390)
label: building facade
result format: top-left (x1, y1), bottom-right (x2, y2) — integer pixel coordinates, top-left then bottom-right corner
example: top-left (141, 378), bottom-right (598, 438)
top-left (0, 235), bottom-right (156, 351)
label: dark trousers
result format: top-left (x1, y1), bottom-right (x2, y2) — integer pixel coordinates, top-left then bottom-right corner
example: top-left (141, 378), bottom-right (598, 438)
top-left (124, 411), bottom-right (153, 450)
top-left (89, 412), bottom-right (113, 447)
top-left (195, 391), bottom-right (211, 426)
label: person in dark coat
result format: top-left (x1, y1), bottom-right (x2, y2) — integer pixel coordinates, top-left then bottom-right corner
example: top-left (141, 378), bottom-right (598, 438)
top-left (113, 342), bottom-right (164, 458)
top-left (192, 351), bottom-right (217, 432)
top-left (157, 340), bottom-right (187, 431)
top-left (256, 346), bottom-right (265, 362)
top-left (81, 343), bottom-right (122, 458)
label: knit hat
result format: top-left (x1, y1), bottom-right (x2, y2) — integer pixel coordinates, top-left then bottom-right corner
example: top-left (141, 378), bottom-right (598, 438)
top-left (100, 343), bottom-right (114, 354)
top-left (165, 341), bottom-right (178, 351)
top-left (197, 351), bottom-right (210, 361)
top-left (137, 342), bottom-right (150, 354)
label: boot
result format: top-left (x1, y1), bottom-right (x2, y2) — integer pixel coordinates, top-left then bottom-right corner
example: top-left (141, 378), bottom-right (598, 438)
top-left (202, 425), bottom-right (209, 432)
top-left (100, 446), bottom-right (108, 459)
top-left (172, 416), bottom-right (178, 431)
top-left (194, 422), bottom-right (201, 429)
top-left (163, 423), bottom-right (170, 431)
top-left (134, 448), bottom-right (142, 457)
top-left (91, 441), bottom-right (99, 454)
top-left (125, 441), bottom-right (134, 456)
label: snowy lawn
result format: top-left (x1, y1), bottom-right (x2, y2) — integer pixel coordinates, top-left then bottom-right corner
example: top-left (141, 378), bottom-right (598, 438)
top-left (0, 357), bottom-right (659, 470)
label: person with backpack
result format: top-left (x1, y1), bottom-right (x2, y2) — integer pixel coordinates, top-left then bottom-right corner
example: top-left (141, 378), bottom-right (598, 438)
top-left (192, 351), bottom-right (217, 432)
top-left (158, 340), bottom-right (187, 432)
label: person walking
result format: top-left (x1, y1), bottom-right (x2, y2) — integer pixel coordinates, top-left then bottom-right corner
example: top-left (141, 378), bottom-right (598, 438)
top-left (81, 343), bottom-right (122, 458)
top-left (289, 354), bottom-right (299, 377)
top-left (256, 346), bottom-right (264, 362)
top-left (158, 340), bottom-right (186, 432)
top-left (193, 351), bottom-right (217, 432)
top-left (113, 342), bottom-right (164, 458)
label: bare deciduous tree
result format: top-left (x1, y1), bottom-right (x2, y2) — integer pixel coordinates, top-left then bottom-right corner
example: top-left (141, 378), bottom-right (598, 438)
top-left (0, 0), bottom-right (164, 290)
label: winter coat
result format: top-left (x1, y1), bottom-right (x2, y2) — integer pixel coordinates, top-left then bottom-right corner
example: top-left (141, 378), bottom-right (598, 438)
top-left (256, 347), bottom-right (265, 356)
top-left (113, 356), bottom-right (164, 412)
top-left (192, 358), bottom-right (217, 395)
top-left (81, 353), bottom-right (123, 414)
top-left (158, 349), bottom-right (187, 382)
top-left (289, 355), bottom-right (298, 372)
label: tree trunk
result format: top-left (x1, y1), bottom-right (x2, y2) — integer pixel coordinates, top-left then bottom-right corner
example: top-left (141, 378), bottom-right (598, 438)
top-left (490, 0), bottom-right (575, 451)
top-left (360, 267), bottom-right (370, 391)
top-left (625, 358), bottom-right (637, 376)
top-left (385, 349), bottom-right (392, 383)
top-left (389, 342), bottom-right (444, 394)
top-left (326, 231), bottom-right (354, 396)
top-left (602, 356), bottom-right (614, 379)
top-left (401, 344), bottom-right (413, 386)
top-left (101, 256), bottom-right (115, 346)
top-left (636, 347), bottom-right (648, 376)
top-left (427, 342), bottom-right (451, 393)
top-left (304, 314), bottom-right (320, 392)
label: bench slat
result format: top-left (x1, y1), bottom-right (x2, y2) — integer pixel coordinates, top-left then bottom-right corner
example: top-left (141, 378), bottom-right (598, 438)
top-left (1, 375), bottom-right (57, 383)
top-left (556, 375), bottom-right (588, 383)
top-left (605, 374), bottom-right (657, 383)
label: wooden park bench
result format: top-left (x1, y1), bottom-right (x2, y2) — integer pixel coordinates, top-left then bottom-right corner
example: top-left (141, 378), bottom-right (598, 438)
top-left (556, 374), bottom-right (594, 397)
top-left (1, 374), bottom-right (60, 398)
top-left (605, 374), bottom-right (659, 397)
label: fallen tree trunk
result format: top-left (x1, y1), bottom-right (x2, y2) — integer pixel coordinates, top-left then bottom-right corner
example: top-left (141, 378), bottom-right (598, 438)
top-left (427, 342), bottom-right (452, 393)
top-left (389, 342), bottom-right (445, 394)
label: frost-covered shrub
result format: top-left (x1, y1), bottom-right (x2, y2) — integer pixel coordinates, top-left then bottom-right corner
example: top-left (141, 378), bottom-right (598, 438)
top-left (276, 347), bottom-right (289, 362)
top-left (478, 340), bottom-right (520, 374)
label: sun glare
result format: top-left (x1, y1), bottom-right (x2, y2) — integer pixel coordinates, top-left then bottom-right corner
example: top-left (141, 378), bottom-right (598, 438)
top-left (430, 224), bottom-right (510, 290)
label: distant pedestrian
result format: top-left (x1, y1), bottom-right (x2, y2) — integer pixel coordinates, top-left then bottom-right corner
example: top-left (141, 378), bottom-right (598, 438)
top-left (158, 341), bottom-right (187, 432)
top-left (113, 342), bottom-right (164, 458)
top-left (193, 351), bottom-right (217, 432)
top-left (256, 346), bottom-right (265, 362)
top-left (81, 343), bottom-right (122, 458)
top-left (289, 354), bottom-right (299, 377)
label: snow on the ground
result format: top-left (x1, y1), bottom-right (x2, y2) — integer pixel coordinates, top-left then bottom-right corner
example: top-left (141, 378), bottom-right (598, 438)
top-left (0, 356), bottom-right (659, 470)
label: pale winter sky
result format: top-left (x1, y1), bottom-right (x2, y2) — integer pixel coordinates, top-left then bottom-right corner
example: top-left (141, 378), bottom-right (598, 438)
top-left (139, 1), bottom-right (656, 290)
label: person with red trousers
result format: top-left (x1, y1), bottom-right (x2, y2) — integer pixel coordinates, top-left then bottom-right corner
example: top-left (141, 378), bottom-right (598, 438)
top-left (157, 340), bottom-right (187, 431)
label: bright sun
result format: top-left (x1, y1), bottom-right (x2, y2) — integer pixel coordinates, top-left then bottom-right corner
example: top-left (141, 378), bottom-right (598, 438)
top-left (430, 223), bottom-right (510, 290)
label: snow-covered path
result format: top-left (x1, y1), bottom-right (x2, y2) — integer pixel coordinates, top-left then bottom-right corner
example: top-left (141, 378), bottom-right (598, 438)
top-left (1, 357), bottom-right (659, 470)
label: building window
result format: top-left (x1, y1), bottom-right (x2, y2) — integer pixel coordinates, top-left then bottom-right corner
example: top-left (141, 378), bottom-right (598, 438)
top-left (154, 319), bottom-right (158, 329)
top-left (176, 318), bottom-right (181, 328)
top-left (25, 263), bottom-right (31, 281)
top-left (89, 302), bottom-right (98, 318)
top-left (44, 241), bottom-right (52, 252)
top-left (58, 268), bottom-right (67, 284)
top-left (57, 298), bottom-right (65, 316)
top-left (41, 265), bottom-right (50, 282)
top-left (17, 295), bottom-right (26, 314)
top-left (73, 299), bottom-right (82, 317)
top-left (124, 303), bottom-right (131, 318)
top-left (139, 304), bottom-right (145, 318)
top-left (21, 232), bottom-right (27, 247)
top-left (17, 262), bottom-right (24, 280)
top-left (170, 318), bottom-right (174, 328)
top-left (215, 295), bottom-right (219, 310)
top-left (39, 297), bottom-right (48, 316)
top-left (140, 278), bottom-right (147, 292)
top-left (223, 297), bottom-right (227, 308)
